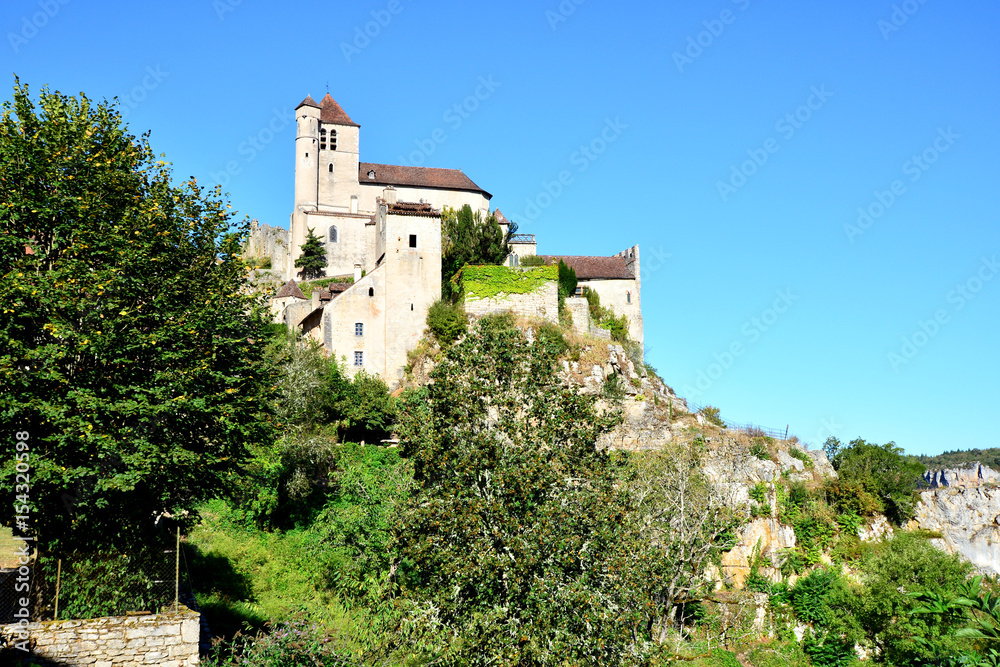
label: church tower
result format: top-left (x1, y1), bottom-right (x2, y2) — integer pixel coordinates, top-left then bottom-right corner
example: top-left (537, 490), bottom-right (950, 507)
top-left (290, 94), bottom-right (364, 276)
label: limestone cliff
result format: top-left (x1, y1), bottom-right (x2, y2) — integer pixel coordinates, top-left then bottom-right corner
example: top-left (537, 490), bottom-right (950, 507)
top-left (911, 483), bottom-right (1000, 575)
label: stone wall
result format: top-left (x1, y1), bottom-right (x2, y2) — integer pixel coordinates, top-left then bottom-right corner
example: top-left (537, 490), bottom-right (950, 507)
top-left (2, 606), bottom-right (199, 667)
top-left (464, 281), bottom-right (559, 324)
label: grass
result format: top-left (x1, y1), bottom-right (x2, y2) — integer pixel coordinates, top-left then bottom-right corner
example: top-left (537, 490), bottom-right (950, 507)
top-left (185, 499), bottom-right (367, 644)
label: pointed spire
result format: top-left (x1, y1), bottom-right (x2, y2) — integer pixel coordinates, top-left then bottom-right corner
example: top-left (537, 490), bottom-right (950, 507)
top-left (319, 93), bottom-right (359, 127)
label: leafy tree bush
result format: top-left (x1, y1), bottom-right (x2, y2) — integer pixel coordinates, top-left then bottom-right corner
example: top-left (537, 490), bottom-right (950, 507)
top-left (295, 226), bottom-right (327, 280)
top-left (441, 204), bottom-right (514, 296)
top-left (699, 406), bottom-right (726, 428)
top-left (426, 298), bottom-right (467, 346)
top-left (848, 531), bottom-right (974, 665)
top-left (827, 437), bottom-right (925, 525)
top-left (0, 81), bottom-right (276, 551)
top-left (394, 313), bottom-right (666, 665)
top-left (203, 617), bottom-right (353, 666)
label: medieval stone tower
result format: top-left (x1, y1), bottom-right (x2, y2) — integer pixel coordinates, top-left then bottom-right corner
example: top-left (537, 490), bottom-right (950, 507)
top-left (288, 93), bottom-right (491, 280)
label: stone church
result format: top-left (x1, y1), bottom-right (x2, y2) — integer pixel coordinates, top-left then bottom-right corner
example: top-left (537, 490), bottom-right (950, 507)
top-left (263, 93), bottom-right (643, 387)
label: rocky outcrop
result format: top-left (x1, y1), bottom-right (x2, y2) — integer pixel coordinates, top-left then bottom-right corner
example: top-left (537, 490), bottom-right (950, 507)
top-left (924, 463), bottom-right (1000, 488)
top-left (911, 485), bottom-right (1000, 575)
top-left (244, 220), bottom-right (290, 281)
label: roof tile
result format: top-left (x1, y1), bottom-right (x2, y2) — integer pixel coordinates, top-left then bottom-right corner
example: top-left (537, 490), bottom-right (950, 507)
top-left (360, 162), bottom-right (490, 198)
top-left (539, 255), bottom-right (634, 280)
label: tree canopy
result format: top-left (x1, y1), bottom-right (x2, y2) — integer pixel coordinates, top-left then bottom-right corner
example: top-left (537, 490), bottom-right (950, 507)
top-left (394, 314), bottom-right (676, 666)
top-left (0, 80), bottom-right (276, 550)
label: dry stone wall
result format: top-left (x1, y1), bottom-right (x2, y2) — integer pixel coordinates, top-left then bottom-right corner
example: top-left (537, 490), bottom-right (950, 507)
top-left (2, 606), bottom-right (199, 667)
top-left (464, 282), bottom-right (559, 323)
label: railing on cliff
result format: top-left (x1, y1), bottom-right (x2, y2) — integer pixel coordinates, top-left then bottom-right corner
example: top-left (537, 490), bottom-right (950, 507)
top-left (687, 401), bottom-right (789, 441)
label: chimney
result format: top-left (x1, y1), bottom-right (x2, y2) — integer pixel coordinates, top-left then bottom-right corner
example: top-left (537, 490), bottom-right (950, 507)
top-left (383, 186), bottom-right (397, 205)
top-left (354, 263), bottom-right (362, 283)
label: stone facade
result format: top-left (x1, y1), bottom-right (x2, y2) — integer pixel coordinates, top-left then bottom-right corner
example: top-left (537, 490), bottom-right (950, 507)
top-left (321, 200), bottom-right (442, 384)
top-left (2, 606), bottom-right (199, 667)
top-left (464, 281), bottom-right (559, 324)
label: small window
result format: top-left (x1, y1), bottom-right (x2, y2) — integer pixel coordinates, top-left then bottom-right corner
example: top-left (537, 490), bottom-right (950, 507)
top-left (627, 291), bottom-right (632, 304)
top-left (305, 152), bottom-right (309, 158)
top-left (367, 170), bottom-right (376, 180)
top-left (368, 287), bottom-right (374, 297)
top-left (319, 128), bottom-right (327, 150)
top-left (355, 322), bottom-right (364, 337)
top-left (408, 234), bottom-right (417, 248)
top-left (354, 351), bottom-right (363, 367)
top-left (574, 286), bottom-right (583, 297)
top-left (330, 129), bottom-right (337, 151)
top-left (328, 163), bottom-right (333, 173)
top-left (329, 226), bottom-right (338, 243)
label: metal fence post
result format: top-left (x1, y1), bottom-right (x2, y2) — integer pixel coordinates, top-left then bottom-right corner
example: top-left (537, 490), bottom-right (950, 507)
top-left (174, 527), bottom-right (180, 613)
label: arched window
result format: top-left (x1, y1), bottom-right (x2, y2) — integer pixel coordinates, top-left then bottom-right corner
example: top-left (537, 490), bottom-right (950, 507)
top-left (319, 128), bottom-right (327, 150)
top-left (368, 287), bottom-right (374, 297)
top-left (330, 129), bottom-right (337, 151)
top-left (329, 226), bottom-right (338, 243)
top-left (367, 169), bottom-right (376, 180)
top-left (627, 291), bottom-right (632, 304)
top-left (328, 163), bottom-right (333, 174)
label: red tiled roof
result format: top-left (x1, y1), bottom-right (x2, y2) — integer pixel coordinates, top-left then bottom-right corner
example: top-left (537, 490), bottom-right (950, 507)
top-left (359, 163), bottom-right (491, 198)
top-left (296, 95), bottom-right (320, 110)
top-left (319, 93), bottom-right (359, 127)
top-left (539, 255), bottom-right (635, 280)
top-left (494, 208), bottom-right (510, 226)
top-left (275, 280), bottom-right (306, 300)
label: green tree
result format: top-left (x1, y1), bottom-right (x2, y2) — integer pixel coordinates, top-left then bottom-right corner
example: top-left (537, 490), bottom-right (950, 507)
top-left (394, 314), bottom-right (664, 665)
top-left (0, 81), bottom-right (276, 551)
top-left (441, 204), bottom-right (514, 296)
top-left (295, 226), bottom-right (327, 280)
top-left (849, 531), bottom-right (974, 665)
top-left (827, 438), bottom-right (925, 525)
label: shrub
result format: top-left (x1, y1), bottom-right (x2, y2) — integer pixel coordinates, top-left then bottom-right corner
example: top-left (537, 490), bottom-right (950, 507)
top-left (204, 617), bottom-right (352, 666)
top-left (749, 482), bottom-right (768, 504)
top-left (699, 405), bottom-right (726, 428)
top-left (519, 254), bottom-right (547, 267)
top-left (536, 321), bottom-right (568, 357)
top-left (788, 447), bottom-right (813, 468)
top-left (426, 298), bottom-right (467, 346)
top-left (749, 439), bottom-right (770, 460)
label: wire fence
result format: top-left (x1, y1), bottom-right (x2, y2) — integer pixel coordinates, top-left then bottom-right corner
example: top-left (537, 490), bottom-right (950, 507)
top-left (687, 401), bottom-right (789, 441)
top-left (0, 536), bottom-right (181, 624)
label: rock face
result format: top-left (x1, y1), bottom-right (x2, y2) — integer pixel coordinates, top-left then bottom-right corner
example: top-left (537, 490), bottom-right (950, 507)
top-left (924, 463), bottom-right (1000, 488)
top-left (912, 484), bottom-right (1000, 575)
top-left (244, 220), bottom-right (290, 280)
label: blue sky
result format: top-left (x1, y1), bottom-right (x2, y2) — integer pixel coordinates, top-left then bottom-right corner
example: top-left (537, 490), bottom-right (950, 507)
top-left (3, 0), bottom-right (997, 456)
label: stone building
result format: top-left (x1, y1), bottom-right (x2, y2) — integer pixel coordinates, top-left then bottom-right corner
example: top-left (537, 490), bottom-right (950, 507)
top-left (260, 92), bottom-right (644, 387)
